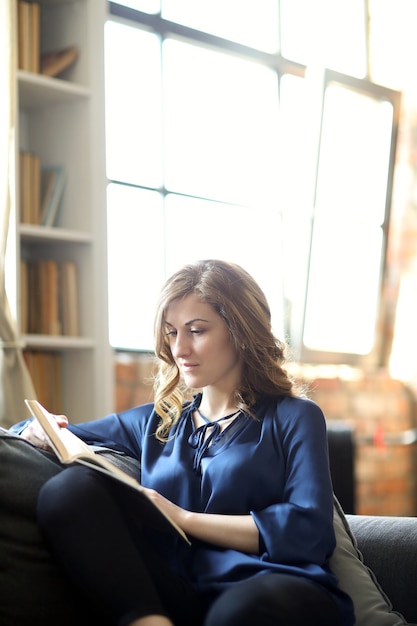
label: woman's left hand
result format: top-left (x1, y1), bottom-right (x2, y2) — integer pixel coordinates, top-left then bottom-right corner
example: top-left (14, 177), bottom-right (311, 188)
top-left (20, 414), bottom-right (69, 450)
top-left (140, 487), bottom-right (259, 553)
top-left (141, 487), bottom-right (190, 531)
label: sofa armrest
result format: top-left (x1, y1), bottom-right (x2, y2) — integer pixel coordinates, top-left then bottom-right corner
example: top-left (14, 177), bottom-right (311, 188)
top-left (347, 514), bottom-right (417, 624)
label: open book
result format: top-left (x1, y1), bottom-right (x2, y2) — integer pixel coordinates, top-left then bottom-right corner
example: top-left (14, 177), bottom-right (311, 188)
top-left (24, 399), bottom-right (190, 544)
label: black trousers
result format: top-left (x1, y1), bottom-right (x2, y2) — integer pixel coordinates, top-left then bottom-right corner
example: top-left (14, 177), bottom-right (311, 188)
top-left (37, 466), bottom-right (343, 626)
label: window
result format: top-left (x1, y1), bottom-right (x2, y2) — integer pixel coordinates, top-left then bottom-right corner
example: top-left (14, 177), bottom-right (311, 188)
top-left (105, 7), bottom-right (283, 350)
top-left (281, 70), bottom-right (400, 363)
top-left (105, 1), bottom-right (400, 365)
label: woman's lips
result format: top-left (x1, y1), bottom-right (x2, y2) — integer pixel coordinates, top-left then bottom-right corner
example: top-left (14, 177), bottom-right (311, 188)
top-left (181, 363), bottom-right (199, 371)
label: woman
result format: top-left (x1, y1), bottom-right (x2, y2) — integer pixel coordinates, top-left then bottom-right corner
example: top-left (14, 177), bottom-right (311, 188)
top-left (21, 259), bottom-right (355, 626)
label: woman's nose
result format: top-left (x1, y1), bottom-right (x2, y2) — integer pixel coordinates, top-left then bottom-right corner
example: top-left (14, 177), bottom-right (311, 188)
top-left (172, 332), bottom-right (191, 358)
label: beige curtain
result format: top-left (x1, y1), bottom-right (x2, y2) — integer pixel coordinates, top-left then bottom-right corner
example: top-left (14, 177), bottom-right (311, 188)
top-left (0, 0), bottom-right (36, 428)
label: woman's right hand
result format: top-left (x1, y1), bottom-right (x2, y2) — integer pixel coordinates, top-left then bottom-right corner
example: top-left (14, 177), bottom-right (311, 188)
top-left (20, 414), bottom-right (69, 450)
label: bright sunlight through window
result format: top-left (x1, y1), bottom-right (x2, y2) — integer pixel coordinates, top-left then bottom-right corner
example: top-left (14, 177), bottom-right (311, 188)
top-left (105, 18), bottom-right (283, 350)
top-left (105, 1), bottom-right (398, 364)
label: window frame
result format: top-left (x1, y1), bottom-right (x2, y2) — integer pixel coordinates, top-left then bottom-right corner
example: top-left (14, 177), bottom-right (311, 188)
top-left (106, 2), bottom-right (400, 368)
top-left (287, 68), bottom-right (401, 366)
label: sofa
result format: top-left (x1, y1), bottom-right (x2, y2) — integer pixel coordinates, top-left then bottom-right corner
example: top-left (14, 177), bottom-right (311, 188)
top-left (1, 427), bottom-right (417, 626)
top-left (346, 512), bottom-right (417, 624)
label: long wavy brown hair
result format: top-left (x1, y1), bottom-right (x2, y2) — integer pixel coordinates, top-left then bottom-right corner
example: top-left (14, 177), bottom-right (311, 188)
top-left (153, 259), bottom-right (298, 441)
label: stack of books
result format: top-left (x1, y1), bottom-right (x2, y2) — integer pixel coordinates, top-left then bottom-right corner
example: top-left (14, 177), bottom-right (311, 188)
top-left (20, 259), bottom-right (80, 337)
top-left (17, 0), bottom-right (78, 77)
top-left (19, 152), bottom-right (66, 227)
top-left (17, 1), bottom-right (40, 73)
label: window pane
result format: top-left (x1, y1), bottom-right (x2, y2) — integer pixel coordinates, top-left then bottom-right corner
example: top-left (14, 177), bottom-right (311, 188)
top-left (163, 39), bottom-right (280, 206)
top-left (104, 21), bottom-right (163, 187)
top-left (164, 194), bottom-right (284, 338)
top-left (107, 184), bottom-right (164, 350)
top-left (315, 84), bottom-right (393, 224)
top-left (162, 0), bottom-right (278, 53)
top-left (303, 220), bottom-right (382, 354)
top-left (280, 0), bottom-right (367, 78)
top-left (304, 82), bottom-right (394, 356)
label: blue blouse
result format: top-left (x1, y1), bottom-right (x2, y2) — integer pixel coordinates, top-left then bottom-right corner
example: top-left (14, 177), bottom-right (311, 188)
top-left (67, 393), bottom-right (354, 626)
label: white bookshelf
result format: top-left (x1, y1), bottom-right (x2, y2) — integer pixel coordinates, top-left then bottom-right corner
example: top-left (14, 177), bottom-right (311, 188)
top-left (11, 0), bottom-right (112, 422)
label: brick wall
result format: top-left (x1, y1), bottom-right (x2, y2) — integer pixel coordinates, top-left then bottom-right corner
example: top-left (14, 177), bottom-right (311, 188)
top-left (114, 353), bottom-right (417, 516)
top-left (114, 352), bottom-right (156, 410)
top-left (303, 369), bottom-right (417, 516)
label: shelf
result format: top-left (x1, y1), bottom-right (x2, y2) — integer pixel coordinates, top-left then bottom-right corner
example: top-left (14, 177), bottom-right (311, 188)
top-left (12, 0), bottom-right (113, 419)
top-left (23, 334), bottom-right (95, 351)
top-left (18, 70), bottom-right (90, 109)
top-left (19, 224), bottom-right (92, 244)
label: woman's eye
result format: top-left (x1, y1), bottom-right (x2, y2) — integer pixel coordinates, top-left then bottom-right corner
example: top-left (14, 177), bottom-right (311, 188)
top-left (165, 329), bottom-right (177, 337)
top-left (190, 328), bottom-right (203, 335)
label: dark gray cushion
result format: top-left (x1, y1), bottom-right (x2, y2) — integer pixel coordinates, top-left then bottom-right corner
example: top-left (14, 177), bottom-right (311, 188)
top-left (347, 513), bottom-right (417, 625)
top-left (331, 497), bottom-right (411, 626)
top-left (0, 429), bottom-right (140, 626)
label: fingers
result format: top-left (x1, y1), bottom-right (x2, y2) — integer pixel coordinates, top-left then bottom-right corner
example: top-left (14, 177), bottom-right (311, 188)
top-left (55, 414), bottom-right (69, 428)
top-left (21, 412), bottom-right (69, 450)
top-left (21, 419), bottom-right (52, 449)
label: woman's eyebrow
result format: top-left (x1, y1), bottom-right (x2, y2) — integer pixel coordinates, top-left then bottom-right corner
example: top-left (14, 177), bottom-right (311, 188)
top-left (164, 318), bottom-right (210, 327)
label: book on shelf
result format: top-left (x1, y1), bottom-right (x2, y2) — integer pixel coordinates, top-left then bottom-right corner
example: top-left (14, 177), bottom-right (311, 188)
top-left (26, 261), bottom-right (59, 335)
top-left (40, 260), bottom-right (61, 335)
top-left (23, 352), bottom-right (62, 414)
top-left (39, 166), bottom-right (66, 227)
top-left (17, 1), bottom-right (40, 73)
top-left (17, 1), bottom-right (31, 72)
top-left (30, 1), bottom-right (40, 74)
top-left (19, 158), bottom-right (65, 227)
top-left (27, 261), bottom-right (40, 335)
top-left (20, 260), bottom-right (29, 334)
top-left (60, 261), bottom-right (79, 336)
top-left (19, 151), bottom-right (31, 224)
top-left (24, 259), bottom-right (79, 336)
top-left (24, 399), bottom-right (190, 544)
top-left (40, 46), bottom-right (79, 78)
top-left (19, 151), bottom-right (40, 225)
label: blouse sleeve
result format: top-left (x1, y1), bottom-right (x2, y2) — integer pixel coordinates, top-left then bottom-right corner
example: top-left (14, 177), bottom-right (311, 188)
top-left (251, 398), bottom-right (336, 566)
top-left (68, 402), bottom-right (156, 459)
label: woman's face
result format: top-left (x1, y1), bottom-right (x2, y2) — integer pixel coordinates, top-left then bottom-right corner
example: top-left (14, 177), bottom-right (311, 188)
top-left (164, 293), bottom-right (242, 392)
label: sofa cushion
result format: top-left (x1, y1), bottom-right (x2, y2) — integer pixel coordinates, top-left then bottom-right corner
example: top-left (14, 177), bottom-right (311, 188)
top-left (0, 429), bottom-right (140, 626)
top-left (347, 513), bottom-right (417, 625)
top-left (331, 497), bottom-right (410, 626)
